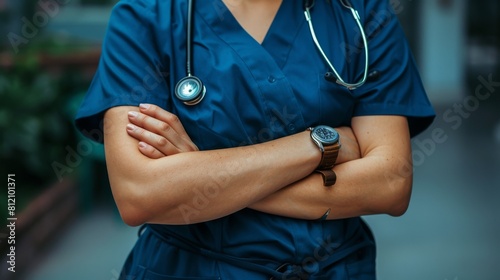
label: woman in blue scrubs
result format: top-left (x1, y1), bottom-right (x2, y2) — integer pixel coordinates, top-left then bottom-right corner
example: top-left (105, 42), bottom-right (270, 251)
top-left (75, 0), bottom-right (435, 279)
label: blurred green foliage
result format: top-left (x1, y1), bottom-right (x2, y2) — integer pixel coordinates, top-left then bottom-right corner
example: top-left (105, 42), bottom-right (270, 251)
top-left (0, 39), bottom-right (91, 216)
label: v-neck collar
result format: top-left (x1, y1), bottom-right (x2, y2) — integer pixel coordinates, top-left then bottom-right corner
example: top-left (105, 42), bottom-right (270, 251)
top-left (262, 0), bottom-right (305, 68)
top-left (196, 0), bottom-right (304, 69)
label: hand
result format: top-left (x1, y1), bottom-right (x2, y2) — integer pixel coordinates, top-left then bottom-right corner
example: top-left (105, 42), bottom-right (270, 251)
top-left (126, 104), bottom-right (198, 158)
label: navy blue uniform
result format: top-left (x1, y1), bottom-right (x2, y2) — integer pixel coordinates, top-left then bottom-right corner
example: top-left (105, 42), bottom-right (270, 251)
top-left (75, 0), bottom-right (435, 278)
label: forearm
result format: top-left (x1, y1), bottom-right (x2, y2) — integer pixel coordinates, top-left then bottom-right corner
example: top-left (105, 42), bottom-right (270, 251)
top-left (105, 106), bottom-right (321, 225)
top-left (143, 134), bottom-right (320, 224)
top-left (249, 154), bottom-right (412, 220)
top-left (250, 115), bottom-right (413, 220)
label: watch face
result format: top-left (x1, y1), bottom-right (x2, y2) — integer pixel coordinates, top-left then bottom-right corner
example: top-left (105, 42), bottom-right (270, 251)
top-left (312, 126), bottom-right (339, 144)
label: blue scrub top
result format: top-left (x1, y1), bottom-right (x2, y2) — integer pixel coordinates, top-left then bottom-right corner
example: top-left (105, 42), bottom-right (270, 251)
top-left (75, 0), bottom-right (435, 278)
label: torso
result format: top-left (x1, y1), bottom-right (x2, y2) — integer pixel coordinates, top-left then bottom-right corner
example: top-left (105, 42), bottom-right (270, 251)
top-left (79, 0), bottom-right (418, 276)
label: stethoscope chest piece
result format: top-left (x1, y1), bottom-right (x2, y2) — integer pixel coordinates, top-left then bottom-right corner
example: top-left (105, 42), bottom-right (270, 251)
top-left (175, 75), bottom-right (206, 105)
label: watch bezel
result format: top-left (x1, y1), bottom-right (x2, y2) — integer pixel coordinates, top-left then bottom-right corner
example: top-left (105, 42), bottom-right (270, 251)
top-left (311, 125), bottom-right (339, 145)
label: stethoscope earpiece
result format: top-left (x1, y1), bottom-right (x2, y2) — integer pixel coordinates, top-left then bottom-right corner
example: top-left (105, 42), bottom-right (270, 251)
top-left (324, 72), bottom-right (337, 83)
top-left (367, 70), bottom-right (381, 81)
top-left (175, 75), bottom-right (206, 106)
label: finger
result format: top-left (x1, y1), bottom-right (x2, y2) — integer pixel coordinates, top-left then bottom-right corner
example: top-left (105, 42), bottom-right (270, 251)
top-left (126, 123), bottom-right (181, 155)
top-left (138, 141), bottom-right (166, 159)
top-left (128, 111), bottom-right (198, 152)
top-left (138, 104), bottom-right (191, 141)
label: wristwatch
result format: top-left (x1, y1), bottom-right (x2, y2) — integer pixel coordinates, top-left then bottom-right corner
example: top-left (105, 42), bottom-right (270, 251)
top-left (308, 125), bottom-right (341, 186)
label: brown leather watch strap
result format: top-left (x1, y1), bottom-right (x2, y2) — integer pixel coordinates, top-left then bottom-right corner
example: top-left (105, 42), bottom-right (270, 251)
top-left (317, 142), bottom-right (340, 170)
top-left (315, 169), bottom-right (337, 186)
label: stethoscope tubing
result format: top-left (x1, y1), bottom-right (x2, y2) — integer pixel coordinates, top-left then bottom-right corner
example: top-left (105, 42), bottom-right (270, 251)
top-left (174, 0), bottom-right (206, 105)
top-left (176, 0), bottom-right (370, 106)
top-left (304, 0), bottom-right (369, 90)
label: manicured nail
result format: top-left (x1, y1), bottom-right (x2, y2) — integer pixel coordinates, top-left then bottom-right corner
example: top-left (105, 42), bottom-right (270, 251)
top-left (126, 124), bottom-right (136, 131)
top-left (139, 103), bottom-right (150, 110)
top-left (128, 111), bottom-right (138, 118)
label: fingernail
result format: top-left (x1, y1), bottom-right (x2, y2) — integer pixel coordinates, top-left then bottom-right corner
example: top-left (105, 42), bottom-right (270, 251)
top-left (139, 103), bottom-right (150, 110)
top-left (128, 111), bottom-right (138, 118)
top-left (138, 142), bottom-right (147, 149)
top-left (126, 124), bottom-right (136, 131)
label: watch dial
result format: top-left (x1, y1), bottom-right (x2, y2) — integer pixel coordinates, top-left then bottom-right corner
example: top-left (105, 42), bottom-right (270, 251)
top-left (314, 126), bottom-right (339, 144)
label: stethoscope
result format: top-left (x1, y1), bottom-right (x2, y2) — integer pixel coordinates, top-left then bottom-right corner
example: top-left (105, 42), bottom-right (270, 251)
top-left (174, 0), bottom-right (206, 105)
top-left (304, 0), bottom-right (369, 90)
top-left (175, 0), bottom-right (371, 105)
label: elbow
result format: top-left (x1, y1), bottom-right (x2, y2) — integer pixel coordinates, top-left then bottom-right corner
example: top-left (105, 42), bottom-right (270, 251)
top-left (110, 179), bottom-right (184, 226)
top-left (385, 173), bottom-right (413, 217)
top-left (119, 204), bottom-right (148, 227)
top-left (117, 196), bottom-right (172, 227)
top-left (387, 196), bottom-right (410, 217)
top-left (113, 186), bottom-right (150, 227)
top-left (109, 179), bottom-right (153, 226)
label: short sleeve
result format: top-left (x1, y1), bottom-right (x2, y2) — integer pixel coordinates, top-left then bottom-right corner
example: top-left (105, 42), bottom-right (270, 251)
top-left (74, 0), bottom-right (169, 142)
top-left (352, 0), bottom-right (435, 138)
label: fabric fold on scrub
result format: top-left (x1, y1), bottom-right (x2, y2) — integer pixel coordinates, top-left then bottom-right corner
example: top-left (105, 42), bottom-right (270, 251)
top-left (74, 0), bottom-right (436, 279)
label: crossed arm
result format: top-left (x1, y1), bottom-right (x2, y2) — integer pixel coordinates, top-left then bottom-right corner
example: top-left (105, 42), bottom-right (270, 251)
top-left (103, 104), bottom-right (412, 226)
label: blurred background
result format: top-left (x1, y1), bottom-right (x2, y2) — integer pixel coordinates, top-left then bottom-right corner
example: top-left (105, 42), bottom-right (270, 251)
top-left (0, 0), bottom-right (499, 279)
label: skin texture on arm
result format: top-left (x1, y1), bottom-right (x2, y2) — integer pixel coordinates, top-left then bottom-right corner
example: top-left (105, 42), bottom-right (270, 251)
top-left (103, 105), bottom-right (322, 226)
top-left (126, 105), bottom-right (413, 221)
top-left (249, 115), bottom-right (413, 220)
